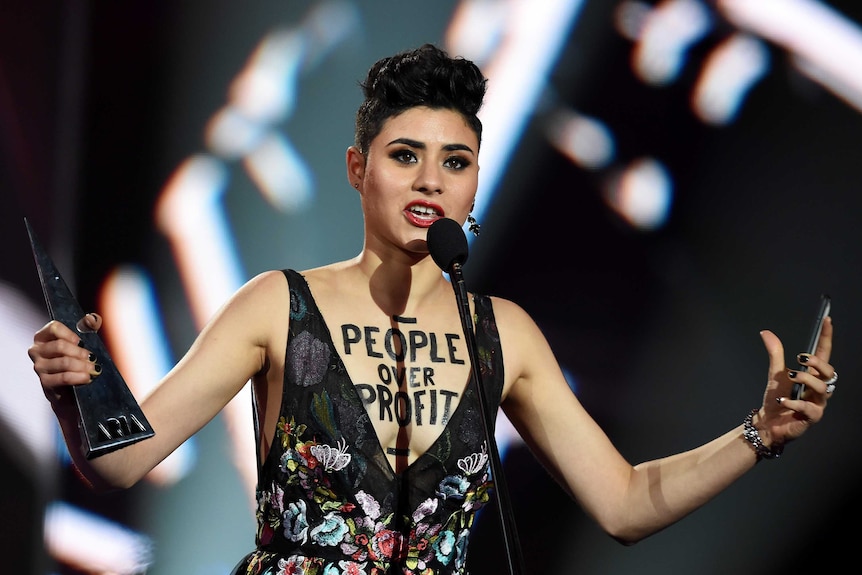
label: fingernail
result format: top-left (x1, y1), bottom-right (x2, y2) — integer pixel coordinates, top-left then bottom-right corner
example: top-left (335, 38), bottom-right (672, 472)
top-left (797, 354), bottom-right (810, 364)
top-left (94, 364), bottom-right (102, 375)
top-left (776, 397), bottom-right (785, 404)
top-left (88, 353), bottom-right (96, 362)
top-left (788, 370), bottom-right (798, 379)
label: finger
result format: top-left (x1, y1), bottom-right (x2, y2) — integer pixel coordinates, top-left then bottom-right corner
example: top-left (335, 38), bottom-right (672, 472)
top-left (32, 320), bottom-right (79, 345)
top-left (29, 336), bottom-right (102, 389)
top-left (788, 368), bottom-right (830, 398)
top-left (76, 312), bottom-right (102, 333)
top-left (795, 352), bottom-right (834, 380)
top-left (33, 352), bottom-right (101, 387)
top-left (760, 329), bottom-right (787, 377)
top-left (814, 316), bottom-right (833, 363)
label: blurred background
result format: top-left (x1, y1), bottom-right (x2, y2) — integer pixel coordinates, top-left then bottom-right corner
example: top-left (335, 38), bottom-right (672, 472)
top-left (2, 1), bottom-right (861, 573)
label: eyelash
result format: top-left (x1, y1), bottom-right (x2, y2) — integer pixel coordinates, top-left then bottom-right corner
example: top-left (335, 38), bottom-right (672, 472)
top-left (389, 150), bottom-right (472, 170)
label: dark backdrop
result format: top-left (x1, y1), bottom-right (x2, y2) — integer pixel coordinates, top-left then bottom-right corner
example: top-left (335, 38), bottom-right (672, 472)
top-left (2, 1), bottom-right (860, 574)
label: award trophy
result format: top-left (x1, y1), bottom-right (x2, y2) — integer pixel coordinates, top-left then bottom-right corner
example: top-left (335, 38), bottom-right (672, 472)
top-left (25, 218), bottom-right (154, 458)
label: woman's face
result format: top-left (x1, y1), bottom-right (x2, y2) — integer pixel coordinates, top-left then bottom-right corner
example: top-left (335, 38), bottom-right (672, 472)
top-left (353, 106), bottom-right (480, 257)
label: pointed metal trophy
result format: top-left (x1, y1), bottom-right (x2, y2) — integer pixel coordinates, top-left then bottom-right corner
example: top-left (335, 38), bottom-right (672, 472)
top-left (25, 217), bottom-right (154, 458)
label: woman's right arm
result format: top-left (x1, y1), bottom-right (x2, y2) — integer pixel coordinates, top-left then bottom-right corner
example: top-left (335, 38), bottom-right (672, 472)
top-left (28, 270), bottom-right (289, 491)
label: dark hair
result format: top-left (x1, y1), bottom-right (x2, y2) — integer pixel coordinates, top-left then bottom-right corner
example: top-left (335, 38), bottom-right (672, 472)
top-left (354, 44), bottom-right (487, 154)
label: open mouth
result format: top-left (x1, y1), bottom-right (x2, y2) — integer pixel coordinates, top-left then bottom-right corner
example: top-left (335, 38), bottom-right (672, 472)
top-left (404, 202), bottom-right (445, 227)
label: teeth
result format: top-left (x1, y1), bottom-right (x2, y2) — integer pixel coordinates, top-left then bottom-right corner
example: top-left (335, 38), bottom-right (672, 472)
top-left (409, 205), bottom-right (438, 216)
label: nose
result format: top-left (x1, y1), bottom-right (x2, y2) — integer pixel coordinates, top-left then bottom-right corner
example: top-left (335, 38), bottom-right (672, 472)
top-left (413, 161), bottom-right (443, 193)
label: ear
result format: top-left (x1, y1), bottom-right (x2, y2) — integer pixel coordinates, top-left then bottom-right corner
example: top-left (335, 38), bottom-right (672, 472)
top-left (346, 146), bottom-right (365, 190)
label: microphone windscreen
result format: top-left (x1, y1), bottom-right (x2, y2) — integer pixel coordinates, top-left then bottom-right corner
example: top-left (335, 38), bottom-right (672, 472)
top-left (427, 217), bottom-right (469, 273)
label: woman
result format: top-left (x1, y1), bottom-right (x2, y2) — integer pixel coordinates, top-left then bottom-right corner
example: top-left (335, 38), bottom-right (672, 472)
top-left (29, 44), bottom-right (835, 575)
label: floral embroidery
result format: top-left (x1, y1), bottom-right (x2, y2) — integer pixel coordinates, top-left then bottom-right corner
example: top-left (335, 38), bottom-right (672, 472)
top-left (456, 445), bottom-right (488, 476)
top-left (310, 438), bottom-right (352, 472)
top-left (288, 331), bottom-right (331, 387)
top-left (250, 419), bottom-right (492, 574)
top-left (236, 274), bottom-right (502, 575)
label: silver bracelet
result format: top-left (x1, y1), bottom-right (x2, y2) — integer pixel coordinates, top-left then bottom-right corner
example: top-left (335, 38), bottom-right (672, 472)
top-left (743, 408), bottom-right (783, 460)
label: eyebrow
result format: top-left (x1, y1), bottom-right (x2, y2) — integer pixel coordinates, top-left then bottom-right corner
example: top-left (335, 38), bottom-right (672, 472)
top-left (386, 137), bottom-right (475, 155)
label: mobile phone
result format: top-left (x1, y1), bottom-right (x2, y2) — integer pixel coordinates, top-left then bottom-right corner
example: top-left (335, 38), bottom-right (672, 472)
top-left (791, 294), bottom-right (831, 400)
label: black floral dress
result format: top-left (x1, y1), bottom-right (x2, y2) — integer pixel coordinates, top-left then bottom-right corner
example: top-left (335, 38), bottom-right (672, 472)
top-left (230, 269), bottom-right (505, 575)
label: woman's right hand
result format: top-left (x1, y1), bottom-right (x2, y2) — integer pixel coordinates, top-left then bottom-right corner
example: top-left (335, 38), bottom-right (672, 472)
top-left (28, 313), bottom-right (104, 404)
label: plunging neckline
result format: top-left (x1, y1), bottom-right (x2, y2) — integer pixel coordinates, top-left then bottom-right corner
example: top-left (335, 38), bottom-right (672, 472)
top-left (299, 272), bottom-right (477, 479)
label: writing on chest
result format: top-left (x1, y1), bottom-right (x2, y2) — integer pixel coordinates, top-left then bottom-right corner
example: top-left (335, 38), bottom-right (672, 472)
top-left (340, 321), bottom-right (466, 364)
top-left (340, 318), bottom-right (469, 427)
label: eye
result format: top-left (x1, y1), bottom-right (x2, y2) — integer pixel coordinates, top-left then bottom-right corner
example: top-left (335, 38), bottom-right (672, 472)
top-left (390, 149), bottom-right (417, 164)
top-left (443, 155), bottom-right (471, 170)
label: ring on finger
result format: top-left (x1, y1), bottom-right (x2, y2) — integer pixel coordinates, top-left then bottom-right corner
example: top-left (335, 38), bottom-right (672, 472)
top-left (825, 370), bottom-right (838, 394)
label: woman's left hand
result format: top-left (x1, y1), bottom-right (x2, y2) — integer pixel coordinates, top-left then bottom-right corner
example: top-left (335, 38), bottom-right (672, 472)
top-left (755, 316), bottom-right (835, 447)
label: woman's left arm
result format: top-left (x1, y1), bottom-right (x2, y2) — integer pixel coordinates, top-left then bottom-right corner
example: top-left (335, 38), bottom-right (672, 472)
top-left (497, 300), bottom-right (834, 545)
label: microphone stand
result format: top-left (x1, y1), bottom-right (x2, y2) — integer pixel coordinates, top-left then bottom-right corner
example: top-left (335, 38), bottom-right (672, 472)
top-left (448, 261), bottom-right (525, 575)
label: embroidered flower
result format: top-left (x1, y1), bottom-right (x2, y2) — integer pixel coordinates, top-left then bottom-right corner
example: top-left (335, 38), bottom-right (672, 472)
top-left (355, 490), bottom-right (381, 521)
top-left (412, 498), bottom-right (438, 523)
top-left (289, 288), bottom-right (307, 321)
top-left (275, 555), bottom-right (305, 575)
top-left (432, 530), bottom-right (456, 565)
top-left (283, 500), bottom-right (309, 544)
top-left (369, 529), bottom-right (403, 561)
top-left (310, 438), bottom-right (352, 472)
top-left (336, 560), bottom-right (368, 575)
top-left (436, 475), bottom-right (470, 500)
top-left (457, 445), bottom-right (489, 475)
top-left (288, 331), bottom-right (331, 387)
top-left (310, 511), bottom-right (350, 546)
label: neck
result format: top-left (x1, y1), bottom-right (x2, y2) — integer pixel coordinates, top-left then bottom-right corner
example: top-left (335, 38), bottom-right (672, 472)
top-left (355, 249), bottom-right (449, 317)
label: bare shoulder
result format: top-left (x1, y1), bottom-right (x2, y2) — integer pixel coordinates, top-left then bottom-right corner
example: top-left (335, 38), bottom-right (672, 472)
top-left (485, 295), bottom-right (542, 336)
top-left (209, 270), bottom-right (293, 343)
top-left (223, 270), bottom-right (291, 310)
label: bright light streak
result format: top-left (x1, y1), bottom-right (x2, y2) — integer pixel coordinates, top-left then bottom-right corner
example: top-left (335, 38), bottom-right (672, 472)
top-left (447, 0), bottom-right (587, 236)
top-left (243, 131), bottom-right (314, 212)
top-left (444, 0), bottom-right (508, 63)
top-left (156, 155), bottom-right (257, 500)
top-left (604, 157), bottom-right (673, 230)
top-left (229, 30), bottom-right (303, 123)
top-left (633, 0), bottom-right (713, 85)
top-left (149, 3), bottom-right (362, 516)
top-left (155, 154), bottom-right (258, 510)
top-left (691, 34), bottom-right (770, 125)
top-left (99, 266), bottom-right (197, 486)
top-left (718, 0), bottom-right (862, 114)
top-left (44, 501), bottom-right (153, 575)
top-left (615, 1), bottom-right (653, 41)
top-left (205, 107), bottom-right (266, 159)
top-left (0, 282), bottom-right (57, 475)
top-left (446, 0), bottom-right (586, 451)
top-left (300, 0), bottom-right (361, 67)
top-left (156, 155), bottom-right (244, 323)
top-left (546, 109), bottom-right (615, 169)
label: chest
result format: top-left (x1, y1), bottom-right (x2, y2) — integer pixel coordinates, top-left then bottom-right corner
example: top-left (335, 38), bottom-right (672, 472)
top-left (333, 316), bottom-right (473, 454)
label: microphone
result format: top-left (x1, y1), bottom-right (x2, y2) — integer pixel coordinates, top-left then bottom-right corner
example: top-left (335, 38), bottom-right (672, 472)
top-left (427, 217), bottom-right (468, 273)
top-left (426, 217), bottom-right (525, 575)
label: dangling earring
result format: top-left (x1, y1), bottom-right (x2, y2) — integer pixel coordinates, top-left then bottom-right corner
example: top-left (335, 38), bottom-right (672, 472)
top-left (467, 213), bottom-right (481, 237)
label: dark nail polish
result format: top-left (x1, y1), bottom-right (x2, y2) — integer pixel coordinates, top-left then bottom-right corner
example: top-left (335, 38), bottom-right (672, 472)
top-left (88, 353), bottom-right (96, 362)
top-left (788, 370), bottom-right (798, 379)
top-left (94, 364), bottom-right (102, 375)
top-left (797, 354), bottom-right (810, 364)
top-left (776, 397), bottom-right (784, 404)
